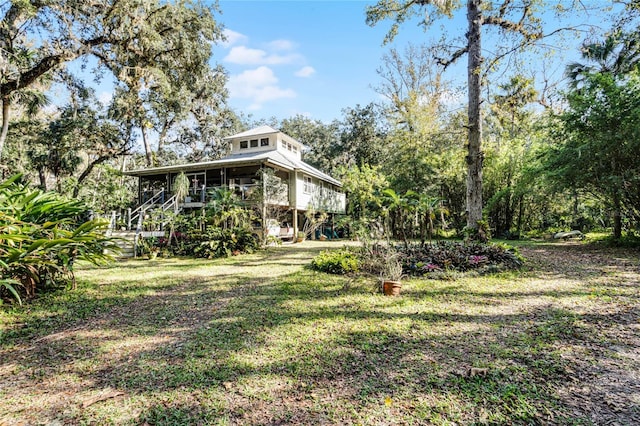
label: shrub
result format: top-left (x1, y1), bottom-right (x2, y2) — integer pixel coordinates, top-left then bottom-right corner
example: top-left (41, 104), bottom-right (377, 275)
top-left (399, 241), bottom-right (523, 276)
top-left (311, 249), bottom-right (359, 274)
top-left (191, 227), bottom-right (259, 259)
top-left (0, 174), bottom-right (117, 303)
top-left (354, 241), bottom-right (395, 276)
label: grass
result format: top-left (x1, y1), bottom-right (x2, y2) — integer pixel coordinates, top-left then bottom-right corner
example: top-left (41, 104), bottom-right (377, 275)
top-left (1, 239), bottom-right (639, 425)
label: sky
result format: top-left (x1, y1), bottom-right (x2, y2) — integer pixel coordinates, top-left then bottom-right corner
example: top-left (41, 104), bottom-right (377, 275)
top-left (209, 0), bottom-right (617, 124)
top-left (212, 0), bottom-right (467, 123)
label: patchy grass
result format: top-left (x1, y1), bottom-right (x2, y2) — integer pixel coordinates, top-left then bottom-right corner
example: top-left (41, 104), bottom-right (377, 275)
top-left (1, 240), bottom-right (639, 425)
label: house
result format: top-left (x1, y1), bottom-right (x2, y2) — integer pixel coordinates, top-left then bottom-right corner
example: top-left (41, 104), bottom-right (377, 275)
top-left (123, 126), bottom-right (346, 236)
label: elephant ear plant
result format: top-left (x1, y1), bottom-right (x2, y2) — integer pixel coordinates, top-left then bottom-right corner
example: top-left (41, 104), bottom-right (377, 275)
top-left (0, 174), bottom-right (118, 304)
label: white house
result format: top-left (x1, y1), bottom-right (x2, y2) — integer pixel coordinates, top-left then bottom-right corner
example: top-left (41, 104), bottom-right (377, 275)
top-left (124, 126), bottom-right (346, 235)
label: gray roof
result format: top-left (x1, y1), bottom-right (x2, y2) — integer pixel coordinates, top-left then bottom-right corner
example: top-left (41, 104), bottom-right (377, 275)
top-left (124, 149), bottom-right (341, 187)
top-left (222, 125), bottom-right (280, 140)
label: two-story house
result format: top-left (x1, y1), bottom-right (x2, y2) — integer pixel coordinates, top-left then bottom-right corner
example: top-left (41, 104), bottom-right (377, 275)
top-left (124, 126), bottom-right (346, 235)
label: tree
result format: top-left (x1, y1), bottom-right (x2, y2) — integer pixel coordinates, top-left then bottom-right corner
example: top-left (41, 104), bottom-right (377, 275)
top-left (366, 0), bottom-right (544, 232)
top-left (206, 187), bottom-right (250, 230)
top-left (280, 115), bottom-right (341, 175)
top-left (566, 31), bottom-right (640, 88)
top-left (546, 29), bottom-right (640, 239)
top-left (484, 75), bottom-right (538, 236)
top-left (28, 90), bottom-right (131, 197)
top-left (339, 164), bottom-right (388, 223)
top-left (0, 0), bottom-right (224, 160)
top-left (545, 71), bottom-right (640, 239)
top-left (375, 43), bottom-right (444, 133)
top-left (337, 103), bottom-right (386, 168)
top-left (375, 44), bottom-right (449, 195)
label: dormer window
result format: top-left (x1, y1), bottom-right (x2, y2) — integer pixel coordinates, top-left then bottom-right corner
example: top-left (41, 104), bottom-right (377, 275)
top-left (240, 140), bottom-right (248, 149)
top-left (250, 139), bottom-right (258, 148)
top-left (260, 138), bottom-right (269, 146)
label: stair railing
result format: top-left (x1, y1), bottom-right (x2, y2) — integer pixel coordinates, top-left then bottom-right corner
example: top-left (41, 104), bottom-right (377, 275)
top-left (129, 189), bottom-right (165, 231)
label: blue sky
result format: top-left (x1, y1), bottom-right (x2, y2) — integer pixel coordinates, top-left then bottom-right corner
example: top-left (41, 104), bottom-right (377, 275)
top-left (210, 0), bottom-right (617, 124)
top-left (212, 0), bottom-right (468, 123)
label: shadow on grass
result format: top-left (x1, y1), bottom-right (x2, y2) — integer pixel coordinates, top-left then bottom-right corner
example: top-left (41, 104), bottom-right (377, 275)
top-left (2, 241), bottom-right (639, 424)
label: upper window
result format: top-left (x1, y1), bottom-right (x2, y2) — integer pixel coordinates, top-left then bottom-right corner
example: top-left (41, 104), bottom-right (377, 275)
top-left (240, 140), bottom-right (248, 149)
top-left (250, 139), bottom-right (258, 148)
top-left (260, 138), bottom-right (269, 146)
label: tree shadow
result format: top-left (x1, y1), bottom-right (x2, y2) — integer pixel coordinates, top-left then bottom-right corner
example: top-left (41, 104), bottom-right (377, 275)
top-left (2, 242), bottom-right (639, 424)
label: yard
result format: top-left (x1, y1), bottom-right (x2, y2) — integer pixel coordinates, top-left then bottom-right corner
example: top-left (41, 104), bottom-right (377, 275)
top-left (1, 240), bottom-right (639, 425)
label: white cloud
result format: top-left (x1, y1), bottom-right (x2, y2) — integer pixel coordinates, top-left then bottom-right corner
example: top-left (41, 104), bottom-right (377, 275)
top-left (228, 66), bottom-right (296, 109)
top-left (295, 66), bottom-right (315, 78)
top-left (224, 46), bottom-right (301, 65)
top-left (222, 29), bottom-right (248, 47)
top-left (225, 46), bottom-right (267, 64)
top-left (267, 39), bottom-right (296, 51)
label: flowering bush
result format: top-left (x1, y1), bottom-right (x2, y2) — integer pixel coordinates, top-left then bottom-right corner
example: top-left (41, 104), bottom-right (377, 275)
top-left (397, 241), bottom-right (523, 276)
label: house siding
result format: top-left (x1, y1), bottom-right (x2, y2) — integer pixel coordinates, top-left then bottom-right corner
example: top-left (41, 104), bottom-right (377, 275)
top-left (295, 174), bottom-right (346, 214)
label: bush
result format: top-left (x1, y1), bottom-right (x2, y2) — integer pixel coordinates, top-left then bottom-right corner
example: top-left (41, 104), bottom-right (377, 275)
top-left (399, 241), bottom-right (523, 276)
top-left (311, 249), bottom-right (359, 274)
top-left (0, 174), bottom-right (117, 303)
top-left (191, 227), bottom-right (259, 259)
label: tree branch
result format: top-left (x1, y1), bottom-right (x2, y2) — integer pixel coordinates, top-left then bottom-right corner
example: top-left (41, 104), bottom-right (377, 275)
top-left (436, 46), bottom-right (468, 69)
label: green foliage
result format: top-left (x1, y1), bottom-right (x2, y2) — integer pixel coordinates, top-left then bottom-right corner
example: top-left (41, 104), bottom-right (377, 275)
top-left (463, 219), bottom-right (491, 243)
top-left (543, 32), bottom-right (640, 239)
top-left (398, 241), bottom-right (523, 276)
top-left (339, 164), bottom-right (388, 221)
top-left (173, 172), bottom-right (190, 203)
top-left (0, 174), bottom-right (116, 302)
top-left (587, 233), bottom-right (640, 248)
top-left (0, 278), bottom-right (22, 305)
top-left (191, 227), bottom-right (259, 259)
top-left (311, 249), bottom-right (360, 275)
top-left (206, 187), bottom-right (253, 229)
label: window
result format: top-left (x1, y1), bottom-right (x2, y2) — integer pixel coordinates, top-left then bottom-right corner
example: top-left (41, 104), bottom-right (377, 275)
top-left (240, 140), bottom-right (248, 149)
top-left (260, 137), bottom-right (269, 146)
top-left (303, 176), bottom-right (313, 194)
top-left (287, 143), bottom-right (293, 151)
top-left (250, 139), bottom-right (258, 148)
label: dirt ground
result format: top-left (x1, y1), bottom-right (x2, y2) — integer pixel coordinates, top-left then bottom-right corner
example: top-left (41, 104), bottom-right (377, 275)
top-left (518, 242), bottom-right (640, 425)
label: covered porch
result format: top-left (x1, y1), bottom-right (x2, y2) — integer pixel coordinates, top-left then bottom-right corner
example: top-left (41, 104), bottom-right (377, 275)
top-left (135, 164), bottom-right (290, 209)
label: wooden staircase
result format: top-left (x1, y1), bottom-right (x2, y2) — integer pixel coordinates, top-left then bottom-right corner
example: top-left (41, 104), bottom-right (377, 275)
top-left (106, 190), bottom-right (182, 259)
top-left (109, 231), bottom-right (137, 258)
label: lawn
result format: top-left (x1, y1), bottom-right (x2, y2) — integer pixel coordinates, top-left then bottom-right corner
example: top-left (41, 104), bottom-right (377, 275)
top-left (1, 240), bottom-right (639, 425)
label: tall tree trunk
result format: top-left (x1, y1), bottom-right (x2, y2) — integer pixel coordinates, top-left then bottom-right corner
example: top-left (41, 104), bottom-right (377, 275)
top-left (516, 194), bottom-right (524, 234)
top-left (38, 168), bottom-right (48, 190)
top-left (120, 155), bottom-right (128, 186)
top-left (0, 97), bottom-right (10, 160)
top-left (612, 190), bottom-right (622, 240)
top-left (141, 126), bottom-right (153, 166)
top-left (466, 0), bottom-right (484, 230)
